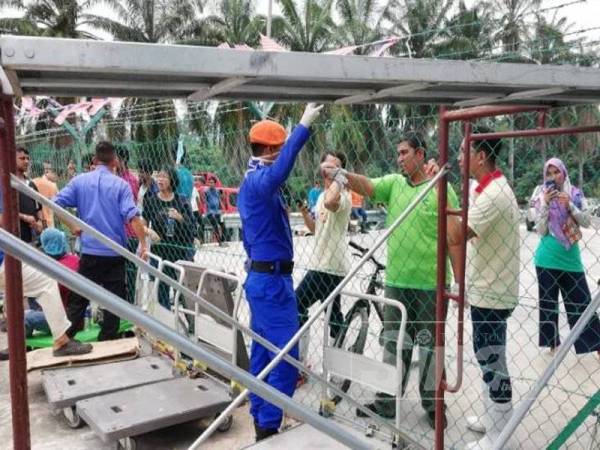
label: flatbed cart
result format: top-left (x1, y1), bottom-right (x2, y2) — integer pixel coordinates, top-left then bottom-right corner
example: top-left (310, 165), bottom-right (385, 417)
top-left (40, 258), bottom-right (247, 449)
top-left (41, 355), bottom-right (175, 429)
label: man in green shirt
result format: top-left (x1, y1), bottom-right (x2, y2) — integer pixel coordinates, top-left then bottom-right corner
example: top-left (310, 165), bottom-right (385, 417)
top-left (322, 132), bottom-right (457, 428)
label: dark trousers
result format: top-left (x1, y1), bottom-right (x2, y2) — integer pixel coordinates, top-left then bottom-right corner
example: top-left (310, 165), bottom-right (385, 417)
top-left (296, 270), bottom-right (344, 339)
top-left (536, 267), bottom-right (600, 354)
top-left (351, 207), bottom-right (368, 232)
top-left (206, 213), bottom-right (225, 243)
top-left (193, 211), bottom-right (204, 242)
top-left (375, 287), bottom-right (446, 415)
top-left (125, 238), bottom-right (138, 304)
top-left (66, 254), bottom-right (125, 341)
top-left (471, 306), bottom-right (513, 403)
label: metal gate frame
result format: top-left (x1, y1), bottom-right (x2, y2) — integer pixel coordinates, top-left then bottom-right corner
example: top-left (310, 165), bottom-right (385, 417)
top-left (434, 104), bottom-right (600, 450)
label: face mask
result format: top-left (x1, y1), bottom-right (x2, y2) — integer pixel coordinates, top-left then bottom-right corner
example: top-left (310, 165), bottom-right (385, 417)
top-left (246, 151), bottom-right (280, 173)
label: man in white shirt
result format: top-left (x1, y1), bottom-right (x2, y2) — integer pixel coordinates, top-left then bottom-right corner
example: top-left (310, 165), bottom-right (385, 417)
top-left (297, 151), bottom-right (351, 365)
top-left (448, 126), bottom-right (520, 450)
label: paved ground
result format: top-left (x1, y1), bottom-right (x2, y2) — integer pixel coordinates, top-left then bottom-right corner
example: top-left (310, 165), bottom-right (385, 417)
top-left (0, 222), bottom-right (599, 449)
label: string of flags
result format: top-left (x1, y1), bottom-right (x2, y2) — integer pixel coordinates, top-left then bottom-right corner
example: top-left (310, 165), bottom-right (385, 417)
top-left (217, 34), bottom-right (402, 57)
top-left (18, 35), bottom-right (401, 121)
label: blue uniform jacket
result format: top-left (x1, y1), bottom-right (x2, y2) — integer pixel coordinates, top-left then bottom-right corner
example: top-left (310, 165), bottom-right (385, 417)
top-left (238, 125), bottom-right (311, 262)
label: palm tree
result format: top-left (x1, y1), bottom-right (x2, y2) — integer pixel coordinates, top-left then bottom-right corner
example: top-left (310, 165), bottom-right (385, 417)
top-left (91, 0), bottom-right (204, 43)
top-left (273, 0), bottom-right (335, 52)
top-left (492, 0), bottom-right (541, 57)
top-left (388, 0), bottom-right (455, 59)
top-left (334, 0), bottom-right (392, 51)
top-left (197, 0), bottom-right (264, 47)
top-left (0, 0), bottom-right (122, 38)
top-left (432, 1), bottom-right (495, 60)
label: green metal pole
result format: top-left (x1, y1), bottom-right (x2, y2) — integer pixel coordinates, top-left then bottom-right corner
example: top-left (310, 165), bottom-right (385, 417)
top-left (547, 390), bottom-right (600, 450)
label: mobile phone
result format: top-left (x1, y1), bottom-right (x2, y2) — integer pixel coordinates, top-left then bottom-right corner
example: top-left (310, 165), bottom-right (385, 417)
top-left (544, 179), bottom-right (556, 191)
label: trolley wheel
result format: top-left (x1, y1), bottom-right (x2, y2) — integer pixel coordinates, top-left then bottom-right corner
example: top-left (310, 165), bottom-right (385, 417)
top-left (117, 437), bottom-right (137, 450)
top-left (216, 414), bottom-right (234, 432)
top-left (62, 406), bottom-right (84, 429)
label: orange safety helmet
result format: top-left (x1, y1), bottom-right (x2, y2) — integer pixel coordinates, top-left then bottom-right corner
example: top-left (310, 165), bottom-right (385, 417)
top-left (248, 120), bottom-right (287, 147)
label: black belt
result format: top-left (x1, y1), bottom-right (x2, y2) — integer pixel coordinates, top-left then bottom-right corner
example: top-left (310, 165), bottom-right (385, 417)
top-left (250, 260), bottom-right (294, 274)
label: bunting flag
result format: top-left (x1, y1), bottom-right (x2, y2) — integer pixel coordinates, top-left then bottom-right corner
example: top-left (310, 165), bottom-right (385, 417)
top-left (324, 45), bottom-right (359, 56)
top-left (260, 34), bottom-right (288, 52)
top-left (20, 96), bottom-right (42, 117)
top-left (54, 102), bottom-right (89, 125)
top-left (233, 44), bottom-right (254, 51)
top-left (368, 37), bottom-right (401, 57)
top-left (88, 98), bottom-right (109, 116)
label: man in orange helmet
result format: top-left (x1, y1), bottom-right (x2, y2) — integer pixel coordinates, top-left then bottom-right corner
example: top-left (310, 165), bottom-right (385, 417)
top-left (238, 103), bottom-right (323, 441)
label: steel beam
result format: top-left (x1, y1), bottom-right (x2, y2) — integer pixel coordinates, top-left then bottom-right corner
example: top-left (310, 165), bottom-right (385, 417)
top-left (0, 228), bottom-right (375, 450)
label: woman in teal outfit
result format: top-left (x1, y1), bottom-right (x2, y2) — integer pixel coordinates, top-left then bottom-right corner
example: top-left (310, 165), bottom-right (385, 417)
top-left (534, 157), bottom-right (600, 357)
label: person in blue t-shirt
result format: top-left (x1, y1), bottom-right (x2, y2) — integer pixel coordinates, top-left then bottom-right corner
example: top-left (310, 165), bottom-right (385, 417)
top-left (204, 177), bottom-right (226, 245)
top-left (307, 180), bottom-right (322, 216)
top-left (238, 103), bottom-right (322, 441)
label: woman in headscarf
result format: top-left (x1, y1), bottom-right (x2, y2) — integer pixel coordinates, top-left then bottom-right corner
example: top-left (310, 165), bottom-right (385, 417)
top-left (534, 157), bottom-right (600, 357)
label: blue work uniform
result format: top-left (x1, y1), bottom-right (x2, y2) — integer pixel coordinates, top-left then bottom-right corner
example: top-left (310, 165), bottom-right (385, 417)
top-left (238, 124), bottom-right (311, 430)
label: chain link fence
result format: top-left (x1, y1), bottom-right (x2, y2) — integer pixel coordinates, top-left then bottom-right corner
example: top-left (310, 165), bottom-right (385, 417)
top-left (17, 102), bottom-right (600, 449)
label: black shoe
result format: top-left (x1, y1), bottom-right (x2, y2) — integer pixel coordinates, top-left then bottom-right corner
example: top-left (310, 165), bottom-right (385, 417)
top-left (254, 422), bottom-right (278, 442)
top-left (53, 340), bottom-right (93, 357)
top-left (0, 348), bottom-right (8, 361)
top-left (356, 402), bottom-right (395, 419)
top-left (426, 411), bottom-right (447, 429)
top-left (0, 318), bottom-right (7, 332)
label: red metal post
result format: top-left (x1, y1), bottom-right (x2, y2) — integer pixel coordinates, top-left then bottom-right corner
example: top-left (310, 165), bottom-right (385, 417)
top-left (469, 124), bottom-right (600, 141)
top-left (434, 106), bottom-right (449, 450)
top-left (0, 95), bottom-right (31, 450)
top-left (442, 105), bottom-right (548, 122)
top-left (444, 121), bottom-right (470, 394)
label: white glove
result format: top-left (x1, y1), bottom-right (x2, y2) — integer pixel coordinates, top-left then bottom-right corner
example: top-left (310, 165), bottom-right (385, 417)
top-left (320, 162), bottom-right (337, 180)
top-left (333, 168), bottom-right (348, 187)
top-left (300, 103), bottom-right (324, 128)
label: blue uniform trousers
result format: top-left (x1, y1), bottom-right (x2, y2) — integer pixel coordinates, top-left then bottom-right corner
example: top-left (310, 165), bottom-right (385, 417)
top-left (244, 271), bottom-right (299, 430)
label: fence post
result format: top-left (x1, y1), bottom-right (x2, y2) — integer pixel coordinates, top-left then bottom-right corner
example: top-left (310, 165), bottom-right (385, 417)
top-left (0, 93), bottom-right (31, 450)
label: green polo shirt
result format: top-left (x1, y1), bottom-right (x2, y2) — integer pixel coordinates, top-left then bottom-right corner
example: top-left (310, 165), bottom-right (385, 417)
top-left (372, 174), bottom-right (458, 290)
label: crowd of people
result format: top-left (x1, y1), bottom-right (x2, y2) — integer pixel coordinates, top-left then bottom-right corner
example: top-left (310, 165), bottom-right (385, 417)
top-left (0, 103), bottom-right (599, 449)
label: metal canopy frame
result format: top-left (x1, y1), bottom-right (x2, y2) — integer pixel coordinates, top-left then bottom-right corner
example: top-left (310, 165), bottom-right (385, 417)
top-left (2, 34), bottom-right (600, 450)
top-left (1, 35), bottom-right (600, 106)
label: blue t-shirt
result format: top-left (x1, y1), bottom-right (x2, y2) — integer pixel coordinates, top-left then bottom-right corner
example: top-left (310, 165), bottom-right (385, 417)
top-left (176, 167), bottom-right (194, 201)
top-left (205, 188), bottom-right (221, 215)
top-left (308, 187), bottom-right (322, 210)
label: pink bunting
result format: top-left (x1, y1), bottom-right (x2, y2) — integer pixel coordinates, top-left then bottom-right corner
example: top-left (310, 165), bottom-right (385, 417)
top-left (233, 44), bottom-right (254, 51)
top-left (324, 46), bottom-right (358, 56)
top-left (368, 37), bottom-right (400, 57)
top-left (260, 34), bottom-right (287, 52)
top-left (88, 98), bottom-right (109, 116)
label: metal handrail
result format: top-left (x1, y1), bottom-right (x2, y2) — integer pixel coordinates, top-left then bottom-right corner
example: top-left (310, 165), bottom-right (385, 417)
top-left (195, 269), bottom-right (243, 369)
top-left (10, 176), bottom-right (406, 439)
top-left (323, 290), bottom-right (408, 435)
top-left (0, 227), bottom-right (374, 450)
top-left (191, 167), bottom-right (449, 449)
